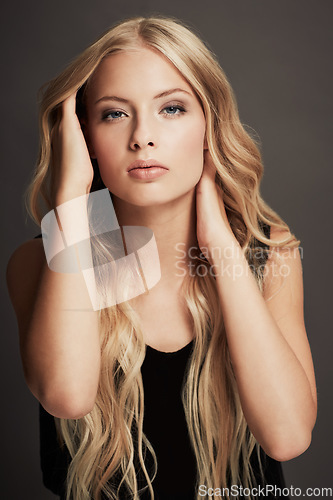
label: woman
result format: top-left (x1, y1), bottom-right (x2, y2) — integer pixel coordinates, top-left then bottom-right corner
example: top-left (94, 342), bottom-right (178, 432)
top-left (6, 15), bottom-right (317, 500)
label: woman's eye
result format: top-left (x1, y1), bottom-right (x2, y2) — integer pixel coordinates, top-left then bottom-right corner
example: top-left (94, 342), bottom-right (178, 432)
top-left (102, 110), bottom-right (126, 121)
top-left (101, 104), bottom-right (186, 122)
top-left (161, 105), bottom-right (186, 117)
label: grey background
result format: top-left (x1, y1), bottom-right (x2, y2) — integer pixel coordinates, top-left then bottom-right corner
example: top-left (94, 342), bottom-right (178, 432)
top-left (1, 0), bottom-right (332, 498)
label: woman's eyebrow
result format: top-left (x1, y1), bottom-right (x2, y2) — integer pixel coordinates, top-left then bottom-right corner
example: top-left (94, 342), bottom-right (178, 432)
top-left (94, 88), bottom-right (192, 105)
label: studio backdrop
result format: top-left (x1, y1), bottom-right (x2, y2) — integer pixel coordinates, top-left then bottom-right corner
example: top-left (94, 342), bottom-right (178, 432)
top-left (1, 1), bottom-right (332, 499)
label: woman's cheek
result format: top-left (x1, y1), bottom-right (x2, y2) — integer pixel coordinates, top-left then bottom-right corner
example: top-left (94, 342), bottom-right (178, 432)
top-left (178, 116), bottom-right (205, 148)
top-left (94, 141), bottom-right (121, 177)
top-left (178, 123), bottom-right (205, 173)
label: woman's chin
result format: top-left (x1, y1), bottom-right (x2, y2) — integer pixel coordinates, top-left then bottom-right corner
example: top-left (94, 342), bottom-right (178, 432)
top-left (109, 191), bottom-right (188, 210)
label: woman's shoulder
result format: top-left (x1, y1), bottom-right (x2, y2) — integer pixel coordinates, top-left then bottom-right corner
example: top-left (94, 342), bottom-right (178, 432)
top-left (7, 235), bottom-right (44, 280)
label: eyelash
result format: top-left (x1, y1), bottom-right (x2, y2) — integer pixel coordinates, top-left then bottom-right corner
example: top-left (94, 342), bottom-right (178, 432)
top-left (101, 103), bottom-right (187, 121)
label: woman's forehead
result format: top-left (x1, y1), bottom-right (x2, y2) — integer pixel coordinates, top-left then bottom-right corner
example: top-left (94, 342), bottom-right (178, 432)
top-left (87, 47), bottom-right (194, 99)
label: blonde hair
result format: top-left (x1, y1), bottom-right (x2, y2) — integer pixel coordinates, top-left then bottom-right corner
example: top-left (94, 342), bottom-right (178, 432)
top-left (26, 15), bottom-right (300, 499)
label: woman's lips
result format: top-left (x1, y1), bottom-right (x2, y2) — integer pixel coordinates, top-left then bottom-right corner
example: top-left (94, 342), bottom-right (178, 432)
top-left (128, 166), bottom-right (168, 180)
top-left (126, 159), bottom-right (168, 171)
top-left (126, 159), bottom-right (169, 180)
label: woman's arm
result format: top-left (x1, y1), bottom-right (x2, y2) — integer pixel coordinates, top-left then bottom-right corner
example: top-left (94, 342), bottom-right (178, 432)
top-left (6, 94), bottom-right (101, 419)
top-left (196, 153), bottom-right (317, 461)
top-left (7, 211), bottom-right (101, 420)
top-left (210, 230), bottom-right (316, 461)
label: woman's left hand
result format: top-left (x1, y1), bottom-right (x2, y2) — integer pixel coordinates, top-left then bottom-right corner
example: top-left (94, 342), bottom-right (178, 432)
top-left (196, 150), bottom-right (235, 255)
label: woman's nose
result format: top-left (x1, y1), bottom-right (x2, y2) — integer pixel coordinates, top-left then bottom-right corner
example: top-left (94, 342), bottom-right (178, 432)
top-left (129, 116), bottom-right (156, 151)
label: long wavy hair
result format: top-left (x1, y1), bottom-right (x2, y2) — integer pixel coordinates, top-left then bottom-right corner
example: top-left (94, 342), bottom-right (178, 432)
top-left (25, 15), bottom-right (300, 500)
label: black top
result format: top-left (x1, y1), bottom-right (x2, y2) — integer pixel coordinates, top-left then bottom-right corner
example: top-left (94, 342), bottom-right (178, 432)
top-left (35, 224), bottom-right (290, 499)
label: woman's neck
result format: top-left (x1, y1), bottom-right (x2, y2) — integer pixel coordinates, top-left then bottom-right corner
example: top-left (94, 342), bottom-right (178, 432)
top-left (111, 189), bottom-right (198, 291)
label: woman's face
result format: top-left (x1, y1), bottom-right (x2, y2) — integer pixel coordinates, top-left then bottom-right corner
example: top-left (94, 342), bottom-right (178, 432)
top-left (85, 46), bottom-right (207, 207)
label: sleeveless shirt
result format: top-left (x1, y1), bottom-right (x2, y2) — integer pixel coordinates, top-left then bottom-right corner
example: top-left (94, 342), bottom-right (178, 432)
top-left (35, 223), bottom-right (290, 499)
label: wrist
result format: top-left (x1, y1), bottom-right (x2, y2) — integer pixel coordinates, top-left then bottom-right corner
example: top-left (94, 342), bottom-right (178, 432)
top-left (55, 185), bottom-right (91, 206)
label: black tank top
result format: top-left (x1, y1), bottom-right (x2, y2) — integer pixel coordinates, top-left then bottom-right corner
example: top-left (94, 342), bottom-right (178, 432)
top-left (35, 224), bottom-right (290, 499)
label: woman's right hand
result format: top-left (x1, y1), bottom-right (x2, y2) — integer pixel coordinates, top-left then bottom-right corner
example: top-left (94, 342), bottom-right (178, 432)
top-left (52, 91), bottom-right (95, 202)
